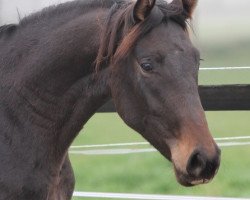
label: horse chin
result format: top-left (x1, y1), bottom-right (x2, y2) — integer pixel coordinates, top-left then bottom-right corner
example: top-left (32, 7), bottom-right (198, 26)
top-left (173, 166), bottom-right (213, 187)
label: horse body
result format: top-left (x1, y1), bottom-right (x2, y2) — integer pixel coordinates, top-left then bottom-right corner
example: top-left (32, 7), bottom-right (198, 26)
top-left (0, 2), bottom-right (110, 199)
top-left (0, 0), bottom-right (220, 199)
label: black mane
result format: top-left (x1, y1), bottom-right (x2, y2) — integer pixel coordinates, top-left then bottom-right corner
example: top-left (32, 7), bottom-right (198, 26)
top-left (0, 24), bottom-right (17, 37)
top-left (0, 0), bottom-right (117, 37)
top-left (19, 0), bottom-right (116, 26)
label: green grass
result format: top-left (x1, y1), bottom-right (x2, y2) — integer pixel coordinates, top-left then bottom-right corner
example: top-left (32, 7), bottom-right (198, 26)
top-left (199, 38), bottom-right (250, 69)
top-left (199, 69), bottom-right (250, 85)
top-left (70, 112), bottom-right (250, 199)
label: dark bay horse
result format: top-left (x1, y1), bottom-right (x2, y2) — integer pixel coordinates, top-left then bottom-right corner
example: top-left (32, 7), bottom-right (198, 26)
top-left (0, 0), bottom-right (220, 199)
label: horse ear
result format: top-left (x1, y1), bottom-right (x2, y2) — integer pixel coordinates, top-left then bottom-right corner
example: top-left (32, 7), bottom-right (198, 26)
top-left (133, 0), bottom-right (156, 22)
top-left (182, 0), bottom-right (198, 18)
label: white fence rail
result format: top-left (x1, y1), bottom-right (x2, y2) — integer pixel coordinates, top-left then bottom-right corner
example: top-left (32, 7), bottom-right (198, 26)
top-left (200, 66), bottom-right (250, 71)
top-left (73, 191), bottom-right (250, 200)
top-left (70, 136), bottom-right (250, 149)
top-left (69, 142), bottom-right (250, 156)
top-left (69, 136), bottom-right (250, 155)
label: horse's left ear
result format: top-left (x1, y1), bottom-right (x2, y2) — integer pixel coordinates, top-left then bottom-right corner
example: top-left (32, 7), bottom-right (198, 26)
top-left (182, 0), bottom-right (198, 18)
top-left (133, 0), bottom-right (156, 22)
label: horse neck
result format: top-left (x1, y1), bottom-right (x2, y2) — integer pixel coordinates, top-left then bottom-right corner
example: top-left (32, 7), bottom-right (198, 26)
top-left (8, 8), bottom-right (112, 152)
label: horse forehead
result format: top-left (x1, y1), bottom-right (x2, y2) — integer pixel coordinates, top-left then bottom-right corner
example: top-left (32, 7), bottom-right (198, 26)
top-left (137, 22), bottom-right (189, 51)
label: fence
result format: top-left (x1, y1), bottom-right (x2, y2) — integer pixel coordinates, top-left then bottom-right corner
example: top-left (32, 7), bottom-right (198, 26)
top-left (70, 66), bottom-right (250, 200)
top-left (98, 66), bottom-right (250, 112)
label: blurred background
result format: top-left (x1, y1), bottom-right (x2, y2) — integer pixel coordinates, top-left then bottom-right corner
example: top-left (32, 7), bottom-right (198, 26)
top-left (1, 0), bottom-right (250, 199)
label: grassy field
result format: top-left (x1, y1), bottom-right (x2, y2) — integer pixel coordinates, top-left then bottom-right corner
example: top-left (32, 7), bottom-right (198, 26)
top-left (70, 18), bottom-right (250, 200)
top-left (70, 112), bottom-right (250, 200)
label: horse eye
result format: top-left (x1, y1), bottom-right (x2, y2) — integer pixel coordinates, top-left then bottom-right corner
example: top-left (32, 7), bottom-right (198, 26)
top-left (140, 63), bottom-right (153, 71)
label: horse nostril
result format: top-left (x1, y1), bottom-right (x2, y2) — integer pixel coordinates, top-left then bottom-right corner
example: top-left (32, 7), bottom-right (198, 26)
top-left (186, 151), bottom-right (206, 178)
top-left (206, 154), bottom-right (220, 178)
top-left (186, 149), bottom-right (221, 180)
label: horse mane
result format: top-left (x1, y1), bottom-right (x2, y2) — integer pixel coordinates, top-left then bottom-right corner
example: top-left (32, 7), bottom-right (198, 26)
top-left (95, 0), bottom-right (188, 71)
top-left (0, 24), bottom-right (17, 37)
top-left (0, 0), bottom-right (116, 35)
top-left (19, 0), bottom-right (116, 27)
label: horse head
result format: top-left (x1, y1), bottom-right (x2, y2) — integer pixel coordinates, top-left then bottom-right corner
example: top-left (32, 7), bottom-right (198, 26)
top-left (105, 0), bottom-right (220, 186)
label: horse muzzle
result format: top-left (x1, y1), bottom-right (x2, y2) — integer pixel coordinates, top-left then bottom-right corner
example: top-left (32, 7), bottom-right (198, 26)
top-left (173, 146), bottom-right (221, 186)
